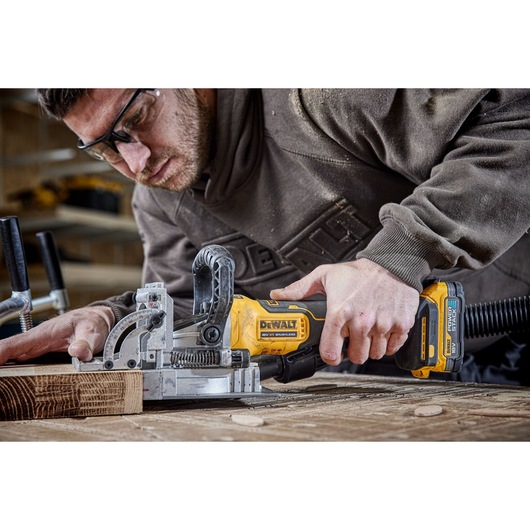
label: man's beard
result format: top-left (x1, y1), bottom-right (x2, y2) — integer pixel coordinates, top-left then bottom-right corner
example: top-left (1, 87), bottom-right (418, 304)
top-left (137, 89), bottom-right (214, 192)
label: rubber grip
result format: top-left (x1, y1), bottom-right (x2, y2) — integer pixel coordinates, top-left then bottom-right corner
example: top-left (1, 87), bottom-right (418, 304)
top-left (192, 245), bottom-right (234, 326)
top-left (36, 231), bottom-right (65, 291)
top-left (0, 216), bottom-right (30, 292)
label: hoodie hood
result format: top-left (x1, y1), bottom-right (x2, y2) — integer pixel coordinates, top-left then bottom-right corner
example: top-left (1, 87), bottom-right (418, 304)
top-left (194, 89), bottom-right (263, 206)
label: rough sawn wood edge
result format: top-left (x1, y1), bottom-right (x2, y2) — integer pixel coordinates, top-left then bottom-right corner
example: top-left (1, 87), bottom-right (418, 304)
top-left (0, 364), bottom-right (143, 421)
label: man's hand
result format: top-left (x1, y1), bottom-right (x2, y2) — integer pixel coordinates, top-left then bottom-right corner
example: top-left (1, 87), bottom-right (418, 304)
top-left (270, 259), bottom-right (420, 366)
top-left (0, 306), bottom-right (115, 365)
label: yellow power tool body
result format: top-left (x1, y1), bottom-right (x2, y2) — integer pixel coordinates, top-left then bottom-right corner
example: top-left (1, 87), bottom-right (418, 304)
top-left (229, 282), bottom-right (467, 382)
top-left (229, 295), bottom-right (328, 383)
top-left (71, 244), bottom-right (529, 397)
top-left (230, 295), bottom-right (326, 356)
top-left (243, 277), bottom-right (529, 382)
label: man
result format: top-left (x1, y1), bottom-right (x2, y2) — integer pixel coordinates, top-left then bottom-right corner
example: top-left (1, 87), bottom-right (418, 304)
top-left (1, 89), bottom-right (529, 384)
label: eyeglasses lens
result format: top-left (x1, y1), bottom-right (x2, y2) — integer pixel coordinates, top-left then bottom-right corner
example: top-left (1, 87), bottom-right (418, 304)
top-left (82, 89), bottom-right (163, 164)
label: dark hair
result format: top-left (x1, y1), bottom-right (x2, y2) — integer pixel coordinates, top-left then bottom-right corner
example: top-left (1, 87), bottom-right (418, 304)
top-left (36, 89), bottom-right (90, 119)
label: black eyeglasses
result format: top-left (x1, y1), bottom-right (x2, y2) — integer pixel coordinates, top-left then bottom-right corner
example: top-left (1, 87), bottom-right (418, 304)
top-left (77, 89), bottom-right (164, 164)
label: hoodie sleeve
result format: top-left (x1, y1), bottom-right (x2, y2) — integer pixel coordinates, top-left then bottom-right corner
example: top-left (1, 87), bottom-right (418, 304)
top-left (357, 90), bottom-right (530, 291)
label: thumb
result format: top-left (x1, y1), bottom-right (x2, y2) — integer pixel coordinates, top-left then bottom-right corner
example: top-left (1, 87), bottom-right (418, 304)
top-left (66, 307), bottom-right (114, 361)
top-left (68, 339), bottom-right (94, 362)
top-left (270, 268), bottom-right (325, 301)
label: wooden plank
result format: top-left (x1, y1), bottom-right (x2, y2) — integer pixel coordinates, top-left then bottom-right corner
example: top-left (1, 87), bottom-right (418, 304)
top-left (1, 372), bottom-right (529, 441)
top-left (0, 363), bottom-right (143, 421)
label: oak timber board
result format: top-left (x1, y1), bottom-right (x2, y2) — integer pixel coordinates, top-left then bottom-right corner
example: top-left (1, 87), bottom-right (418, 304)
top-left (0, 363), bottom-right (143, 421)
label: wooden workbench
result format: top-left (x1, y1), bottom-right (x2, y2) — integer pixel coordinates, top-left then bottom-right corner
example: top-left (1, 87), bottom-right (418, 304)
top-left (1, 370), bottom-right (529, 441)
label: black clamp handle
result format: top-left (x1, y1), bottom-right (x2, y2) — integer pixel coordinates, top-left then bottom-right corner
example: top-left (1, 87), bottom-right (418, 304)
top-left (0, 216), bottom-right (30, 293)
top-left (192, 245), bottom-right (235, 345)
top-left (36, 231), bottom-right (65, 291)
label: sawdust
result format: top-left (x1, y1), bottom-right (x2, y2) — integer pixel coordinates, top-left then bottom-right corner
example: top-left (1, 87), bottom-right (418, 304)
top-left (469, 408), bottom-right (530, 418)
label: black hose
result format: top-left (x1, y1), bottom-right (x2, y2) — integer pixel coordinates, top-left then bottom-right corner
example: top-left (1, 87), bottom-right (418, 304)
top-left (464, 295), bottom-right (530, 339)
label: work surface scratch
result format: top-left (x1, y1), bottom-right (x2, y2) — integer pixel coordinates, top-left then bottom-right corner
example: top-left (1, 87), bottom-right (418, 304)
top-left (1, 373), bottom-right (529, 441)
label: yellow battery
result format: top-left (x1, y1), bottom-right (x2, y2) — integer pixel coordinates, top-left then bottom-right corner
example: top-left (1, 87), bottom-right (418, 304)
top-left (395, 281), bottom-right (465, 379)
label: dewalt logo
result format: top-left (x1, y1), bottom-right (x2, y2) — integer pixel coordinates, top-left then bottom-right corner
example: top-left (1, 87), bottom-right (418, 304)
top-left (259, 319), bottom-right (300, 340)
top-left (258, 317), bottom-right (307, 342)
top-left (260, 320), bottom-right (298, 330)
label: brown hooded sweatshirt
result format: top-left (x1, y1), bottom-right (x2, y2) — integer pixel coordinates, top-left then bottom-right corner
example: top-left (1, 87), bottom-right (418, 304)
top-left (95, 89), bottom-right (530, 330)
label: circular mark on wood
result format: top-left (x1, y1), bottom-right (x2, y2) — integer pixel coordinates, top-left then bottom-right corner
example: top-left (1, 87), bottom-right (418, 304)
top-left (231, 414), bottom-right (265, 427)
top-left (414, 405), bottom-right (443, 417)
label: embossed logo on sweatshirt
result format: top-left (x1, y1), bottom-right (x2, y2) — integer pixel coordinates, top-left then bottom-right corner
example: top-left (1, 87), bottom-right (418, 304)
top-left (278, 199), bottom-right (373, 272)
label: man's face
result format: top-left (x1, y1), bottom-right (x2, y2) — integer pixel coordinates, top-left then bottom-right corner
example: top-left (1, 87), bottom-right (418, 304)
top-left (63, 89), bottom-right (214, 192)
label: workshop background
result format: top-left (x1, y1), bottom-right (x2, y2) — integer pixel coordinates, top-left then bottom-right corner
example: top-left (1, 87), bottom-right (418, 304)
top-left (0, 89), bottom-right (144, 336)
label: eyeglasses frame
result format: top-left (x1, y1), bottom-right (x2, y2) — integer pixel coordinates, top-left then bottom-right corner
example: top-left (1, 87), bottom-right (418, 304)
top-left (76, 88), bottom-right (156, 158)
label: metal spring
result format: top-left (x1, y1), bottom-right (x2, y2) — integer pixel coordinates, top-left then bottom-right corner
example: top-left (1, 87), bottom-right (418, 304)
top-left (171, 350), bottom-right (221, 368)
top-left (19, 312), bottom-right (33, 333)
top-left (464, 295), bottom-right (530, 339)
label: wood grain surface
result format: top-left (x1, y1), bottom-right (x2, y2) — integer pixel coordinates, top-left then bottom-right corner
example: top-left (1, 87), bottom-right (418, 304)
top-left (0, 364), bottom-right (143, 420)
top-left (1, 369), bottom-right (529, 441)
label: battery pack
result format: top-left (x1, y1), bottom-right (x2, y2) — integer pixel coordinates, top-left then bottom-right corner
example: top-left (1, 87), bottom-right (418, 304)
top-left (395, 281), bottom-right (465, 378)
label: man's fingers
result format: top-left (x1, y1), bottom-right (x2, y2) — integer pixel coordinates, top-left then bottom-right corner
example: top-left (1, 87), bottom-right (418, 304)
top-left (0, 331), bottom-right (57, 364)
top-left (68, 340), bottom-right (94, 362)
top-left (320, 311), bottom-right (410, 365)
top-left (346, 331), bottom-right (371, 365)
top-left (67, 317), bottom-right (111, 361)
top-left (0, 306), bottom-right (114, 366)
top-left (368, 333), bottom-right (387, 360)
top-left (270, 260), bottom-right (420, 370)
top-left (386, 332), bottom-right (409, 356)
top-left (318, 317), bottom-right (347, 366)
top-left (270, 266), bottom-right (327, 300)
top-left (270, 278), bottom-right (316, 300)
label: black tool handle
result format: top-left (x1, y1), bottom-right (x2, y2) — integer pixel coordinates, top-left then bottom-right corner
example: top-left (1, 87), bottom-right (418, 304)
top-left (0, 216), bottom-right (30, 292)
top-left (36, 231), bottom-right (65, 291)
top-left (256, 346), bottom-right (328, 383)
top-left (192, 245), bottom-right (235, 323)
top-left (192, 245), bottom-right (235, 345)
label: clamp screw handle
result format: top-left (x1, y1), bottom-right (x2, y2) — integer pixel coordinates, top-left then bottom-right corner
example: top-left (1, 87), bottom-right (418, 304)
top-left (0, 216), bottom-right (30, 293)
top-left (36, 231), bottom-right (65, 291)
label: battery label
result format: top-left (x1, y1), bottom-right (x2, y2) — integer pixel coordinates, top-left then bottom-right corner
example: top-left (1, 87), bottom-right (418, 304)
top-left (445, 298), bottom-right (460, 357)
top-left (446, 301), bottom-right (458, 332)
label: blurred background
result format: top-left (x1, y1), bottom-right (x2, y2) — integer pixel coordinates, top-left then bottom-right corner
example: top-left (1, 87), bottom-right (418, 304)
top-left (0, 89), bottom-right (143, 335)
